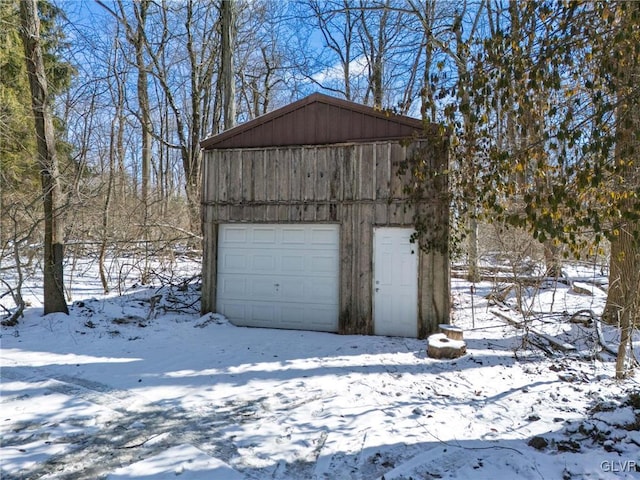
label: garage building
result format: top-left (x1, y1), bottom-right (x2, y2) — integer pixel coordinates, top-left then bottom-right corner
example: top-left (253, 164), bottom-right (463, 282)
top-left (200, 93), bottom-right (449, 338)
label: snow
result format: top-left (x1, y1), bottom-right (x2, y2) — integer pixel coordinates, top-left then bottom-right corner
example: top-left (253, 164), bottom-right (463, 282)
top-left (107, 445), bottom-right (243, 480)
top-left (1, 258), bottom-right (639, 479)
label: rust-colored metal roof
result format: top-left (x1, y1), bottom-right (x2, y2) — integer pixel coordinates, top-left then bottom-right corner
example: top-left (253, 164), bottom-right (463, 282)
top-left (201, 93), bottom-right (430, 150)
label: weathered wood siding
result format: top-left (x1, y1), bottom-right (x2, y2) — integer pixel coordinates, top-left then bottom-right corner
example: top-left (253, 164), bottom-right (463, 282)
top-left (201, 140), bottom-right (449, 337)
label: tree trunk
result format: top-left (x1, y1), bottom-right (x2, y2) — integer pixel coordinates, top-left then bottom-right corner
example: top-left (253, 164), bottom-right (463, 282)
top-left (602, 239), bottom-right (624, 324)
top-left (467, 216), bottom-right (480, 282)
top-left (220, 0), bottom-right (236, 130)
top-left (134, 0), bottom-right (152, 283)
top-left (135, 0), bottom-right (151, 206)
top-left (543, 239), bottom-right (562, 278)
top-left (185, 179), bottom-right (201, 239)
top-left (603, 1), bottom-right (640, 378)
top-left (611, 228), bottom-right (639, 378)
top-left (19, 0), bottom-right (68, 315)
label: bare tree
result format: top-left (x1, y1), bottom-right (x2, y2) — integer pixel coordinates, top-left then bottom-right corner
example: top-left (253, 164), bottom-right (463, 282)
top-left (356, 0), bottom-right (406, 108)
top-left (235, 0), bottom-right (290, 119)
top-left (303, 0), bottom-right (359, 100)
top-left (98, 0), bottom-right (217, 237)
top-left (19, 0), bottom-right (68, 315)
top-left (132, 0), bottom-right (152, 208)
top-left (220, 0), bottom-right (237, 130)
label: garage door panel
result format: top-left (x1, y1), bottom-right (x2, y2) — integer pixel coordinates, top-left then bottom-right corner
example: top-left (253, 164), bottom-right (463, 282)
top-left (281, 255), bottom-right (305, 273)
top-left (310, 227), bottom-right (339, 245)
top-left (220, 251), bottom-right (272, 273)
top-left (253, 227), bottom-right (277, 244)
top-left (279, 305), bottom-right (306, 327)
top-left (219, 249), bottom-right (253, 272)
top-left (279, 278), bottom-right (305, 298)
top-left (250, 278), bottom-right (279, 299)
top-left (222, 226), bottom-right (248, 243)
top-left (220, 253), bottom-right (248, 272)
top-left (222, 300), bottom-right (336, 332)
top-left (305, 306), bottom-right (338, 328)
top-left (309, 254), bottom-right (339, 274)
top-left (252, 255), bottom-right (276, 271)
top-left (220, 302), bottom-right (246, 321)
top-left (307, 278), bottom-right (337, 302)
top-left (281, 227), bottom-right (306, 244)
top-left (250, 304), bottom-right (276, 323)
top-left (217, 224), bottom-right (339, 332)
top-left (219, 277), bottom-right (247, 297)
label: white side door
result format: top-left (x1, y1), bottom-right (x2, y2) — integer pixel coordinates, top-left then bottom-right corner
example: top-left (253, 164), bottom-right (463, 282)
top-left (373, 227), bottom-right (418, 337)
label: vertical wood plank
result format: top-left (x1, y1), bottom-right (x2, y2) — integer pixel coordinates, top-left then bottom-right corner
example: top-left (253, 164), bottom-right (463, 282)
top-left (389, 143), bottom-right (407, 200)
top-left (218, 153), bottom-right (229, 203)
top-left (200, 221), bottom-right (218, 314)
top-left (329, 146), bottom-right (343, 201)
top-left (375, 203), bottom-right (388, 225)
top-left (289, 205), bottom-right (300, 222)
top-left (253, 150), bottom-right (266, 201)
top-left (388, 202), bottom-right (406, 225)
top-left (303, 147), bottom-right (317, 201)
top-left (278, 205), bottom-right (289, 222)
top-left (343, 146), bottom-right (355, 200)
top-left (249, 205), bottom-right (263, 222)
top-left (217, 205), bottom-right (229, 222)
top-left (316, 146), bottom-right (329, 201)
top-left (359, 204), bottom-right (374, 334)
top-left (339, 203), bottom-right (353, 333)
top-left (418, 247), bottom-right (450, 338)
top-left (280, 148), bottom-right (291, 202)
top-left (212, 152), bottom-right (220, 203)
top-left (242, 150), bottom-right (253, 201)
top-left (290, 147), bottom-right (302, 201)
top-left (228, 150), bottom-right (242, 202)
top-left (403, 203), bottom-right (416, 225)
top-left (266, 148), bottom-right (279, 202)
top-left (201, 152), bottom-right (210, 203)
top-left (302, 204), bottom-right (315, 221)
top-left (418, 249), bottom-right (431, 338)
top-left (316, 203), bottom-right (328, 221)
top-left (375, 143), bottom-right (390, 200)
top-left (230, 205), bottom-right (243, 220)
top-left (358, 143), bottom-right (375, 200)
top-left (266, 204), bottom-right (278, 222)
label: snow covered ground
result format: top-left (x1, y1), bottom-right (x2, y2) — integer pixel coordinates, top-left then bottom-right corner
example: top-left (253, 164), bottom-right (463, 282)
top-left (1, 258), bottom-right (639, 479)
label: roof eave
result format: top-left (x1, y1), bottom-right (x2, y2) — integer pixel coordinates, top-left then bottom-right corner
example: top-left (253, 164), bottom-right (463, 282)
top-left (200, 93), bottom-right (431, 150)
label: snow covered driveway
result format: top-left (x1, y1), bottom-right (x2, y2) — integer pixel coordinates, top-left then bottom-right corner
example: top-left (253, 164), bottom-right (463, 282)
top-left (1, 282), bottom-right (639, 479)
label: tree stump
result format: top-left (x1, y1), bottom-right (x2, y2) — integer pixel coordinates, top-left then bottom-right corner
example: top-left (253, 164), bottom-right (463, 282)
top-left (438, 324), bottom-right (464, 341)
top-left (427, 333), bottom-right (466, 359)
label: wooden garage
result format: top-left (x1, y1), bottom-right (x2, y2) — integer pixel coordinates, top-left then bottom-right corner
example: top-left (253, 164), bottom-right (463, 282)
top-left (200, 93), bottom-right (449, 338)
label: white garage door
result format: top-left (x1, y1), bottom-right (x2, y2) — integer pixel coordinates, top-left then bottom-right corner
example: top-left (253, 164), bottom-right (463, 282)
top-left (217, 224), bottom-right (340, 332)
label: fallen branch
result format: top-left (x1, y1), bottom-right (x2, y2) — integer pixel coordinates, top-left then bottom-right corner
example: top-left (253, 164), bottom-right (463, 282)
top-left (490, 309), bottom-right (576, 352)
top-left (452, 272), bottom-right (571, 286)
top-left (0, 277), bottom-right (25, 327)
top-left (571, 309), bottom-right (618, 357)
